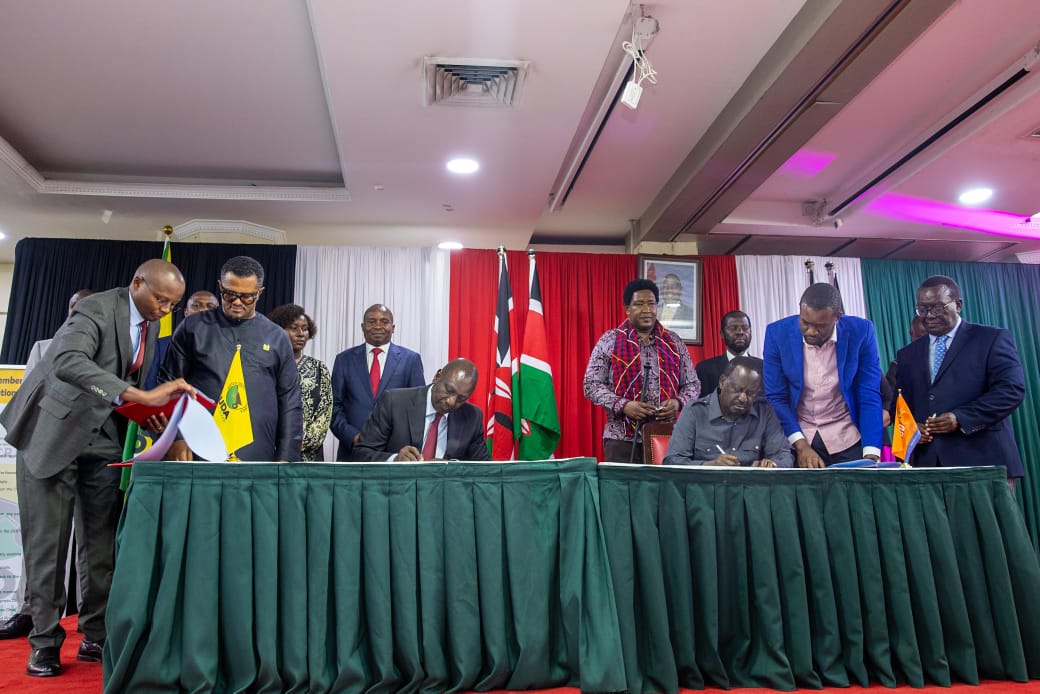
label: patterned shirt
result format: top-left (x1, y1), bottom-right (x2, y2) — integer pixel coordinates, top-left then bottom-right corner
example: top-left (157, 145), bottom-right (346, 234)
top-left (298, 354), bottom-right (332, 461)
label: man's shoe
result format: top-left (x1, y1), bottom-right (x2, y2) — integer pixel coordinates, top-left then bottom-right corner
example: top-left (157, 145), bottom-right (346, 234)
top-left (76, 638), bottom-right (104, 663)
top-left (26, 647), bottom-right (61, 677)
top-left (0, 613), bottom-right (33, 639)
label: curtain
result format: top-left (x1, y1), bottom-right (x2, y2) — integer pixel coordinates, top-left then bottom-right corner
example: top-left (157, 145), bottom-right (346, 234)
top-left (1, 237), bottom-right (297, 363)
top-left (861, 259), bottom-right (1040, 549)
top-left (735, 255), bottom-right (866, 358)
top-left (294, 246), bottom-right (450, 461)
top-left (448, 250), bottom-right (739, 460)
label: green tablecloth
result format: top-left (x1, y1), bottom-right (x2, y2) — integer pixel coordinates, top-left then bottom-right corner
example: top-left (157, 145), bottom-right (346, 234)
top-left (102, 459), bottom-right (626, 693)
top-left (597, 464), bottom-right (1040, 693)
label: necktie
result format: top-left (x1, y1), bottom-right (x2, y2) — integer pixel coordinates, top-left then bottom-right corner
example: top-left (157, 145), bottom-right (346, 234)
top-left (369, 347), bottom-right (383, 396)
top-left (421, 413), bottom-right (443, 460)
top-left (128, 320), bottom-right (148, 376)
top-left (931, 334), bottom-right (948, 383)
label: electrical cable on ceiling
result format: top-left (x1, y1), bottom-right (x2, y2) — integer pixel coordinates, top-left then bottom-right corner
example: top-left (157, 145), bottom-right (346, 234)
top-left (619, 14), bottom-right (658, 109)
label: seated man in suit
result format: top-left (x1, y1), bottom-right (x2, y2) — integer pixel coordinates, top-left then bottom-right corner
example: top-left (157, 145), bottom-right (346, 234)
top-left (764, 283), bottom-right (883, 467)
top-left (695, 310), bottom-right (762, 395)
top-left (352, 357), bottom-right (489, 461)
top-left (331, 304), bottom-right (425, 460)
top-left (664, 357), bottom-right (792, 467)
top-left (894, 275), bottom-right (1025, 482)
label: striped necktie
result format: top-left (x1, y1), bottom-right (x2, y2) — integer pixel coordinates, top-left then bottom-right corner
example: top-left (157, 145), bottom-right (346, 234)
top-left (931, 334), bottom-right (948, 383)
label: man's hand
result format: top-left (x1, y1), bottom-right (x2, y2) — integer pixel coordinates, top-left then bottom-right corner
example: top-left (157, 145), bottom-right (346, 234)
top-left (793, 439), bottom-right (825, 469)
top-left (706, 453), bottom-right (740, 467)
top-left (397, 446), bottom-right (423, 462)
top-left (145, 413), bottom-right (168, 435)
top-left (167, 440), bottom-right (193, 461)
top-left (655, 399), bottom-right (681, 421)
top-left (882, 410), bottom-right (891, 427)
top-left (120, 379), bottom-right (196, 407)
top-left (916, 423), bottom-right (934, 444)
top-left (864, 453), bottom-right (879, 462)
top-left (622, 401), bottom-right (657, 421)
top-left (924, 412), bottom-right (958, 436)
top-left (353, 433), bottom-right (361, 446)
top-left (752, 458), bottom-right (777, 468)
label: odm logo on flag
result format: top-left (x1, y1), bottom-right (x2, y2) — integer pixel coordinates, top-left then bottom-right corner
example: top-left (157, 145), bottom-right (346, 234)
top-left (892, 392), bottom-right (921, 463)
top-left (215, 345), bottom-right (253, 459)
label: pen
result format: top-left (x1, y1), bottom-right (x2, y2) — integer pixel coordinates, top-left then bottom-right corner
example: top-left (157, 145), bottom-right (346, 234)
top-left (716, 444), bottom-right (727, 456)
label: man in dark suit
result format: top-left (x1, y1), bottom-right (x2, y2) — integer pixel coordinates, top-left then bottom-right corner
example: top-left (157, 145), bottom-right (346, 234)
top-left (695, 310), bottom-right (762, 395)
top-left (894, 275), bottom-right (1025, 480)
top-left (0, 260), bottom-right (194, 677)
top-left (352, 358), bottom-right (489, 461)
top-left (331, 304), bottom-right (425, 460)
top-left (764, 283), bottom-right (883, 467)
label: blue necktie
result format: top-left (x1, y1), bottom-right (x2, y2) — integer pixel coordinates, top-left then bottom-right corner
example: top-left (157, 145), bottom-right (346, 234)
top-left (931, 335), bottom-right (948, 383)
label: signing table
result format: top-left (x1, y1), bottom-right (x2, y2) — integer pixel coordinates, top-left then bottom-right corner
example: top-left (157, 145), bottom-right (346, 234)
top-left (103, 461), bottom-right (1040, 693)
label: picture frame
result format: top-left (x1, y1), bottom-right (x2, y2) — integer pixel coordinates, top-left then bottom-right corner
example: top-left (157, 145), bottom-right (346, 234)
top-left (638, 254), bottom-right (703, 345)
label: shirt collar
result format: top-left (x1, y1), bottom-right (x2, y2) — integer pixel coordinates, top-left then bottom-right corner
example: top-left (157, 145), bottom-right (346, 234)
top-left (127, 288), bottom-right (145, 325)
top-left (802, 321), bottom-right (838, 346)
top-left (367, 342), bottom-right (390, 353)
top-left (930, 315), bottom-right (962, 345)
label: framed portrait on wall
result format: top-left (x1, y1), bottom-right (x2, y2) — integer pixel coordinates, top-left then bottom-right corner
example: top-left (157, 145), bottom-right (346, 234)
top-left (638, 255), bottom-right (703, 345)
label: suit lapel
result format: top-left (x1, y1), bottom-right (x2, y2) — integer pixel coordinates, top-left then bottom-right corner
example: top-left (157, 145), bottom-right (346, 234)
top-left (379, 344), bottom-right (400, 396)
top-left (933, 322), bottom-right (969, 385)
top-left (835, 318), bottom-right (850, 389)
top-left (116, 290), bottom-right (133, 377)
top-left (409, 386), bottom-right (430, 448)
top-left (787, 320), bottom-right (804, 391)
top-left (137, 320), bottom-right (160, 387)
top-left (350, 346), bottom-right (374, 403)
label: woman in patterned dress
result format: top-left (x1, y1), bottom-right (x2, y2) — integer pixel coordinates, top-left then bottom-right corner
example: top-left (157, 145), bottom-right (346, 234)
top-left (268, 304), bottom-right (332, 461)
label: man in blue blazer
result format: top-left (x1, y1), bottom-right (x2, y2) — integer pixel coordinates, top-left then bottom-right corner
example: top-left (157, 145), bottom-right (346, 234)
top-left (764, 283), bottom-right (883, 467)
top-left (894, 275), bottom-right (1025, 479)
top-left (330, 304), bottom-right (425, 460)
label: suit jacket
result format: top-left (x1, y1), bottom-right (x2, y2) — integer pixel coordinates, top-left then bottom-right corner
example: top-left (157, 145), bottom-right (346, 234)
top-left (330, 342), bottom-right (425, 460)
top-left (352, 385), bottom-right (489, 462)
top-left (1, 288), bottom-right (158, 477)
top-left (894, 322), bottom-right (1025, 476)
top-left (763, 314), bottom-right (884, 451)
top-left (695, 353), bottom-right (763, 395)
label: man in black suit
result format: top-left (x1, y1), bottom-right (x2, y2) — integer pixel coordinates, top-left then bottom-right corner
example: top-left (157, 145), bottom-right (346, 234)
top-left (894, 275), bottom-right (1026, 481)
top-left (352, 357), bottom-right (490, 461)
top-left (0, 260), bottom-right (194, 677)
top-left (695, 310), bottom-right (762, 395)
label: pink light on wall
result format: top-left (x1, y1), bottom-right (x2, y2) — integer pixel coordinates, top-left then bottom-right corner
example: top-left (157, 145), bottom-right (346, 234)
top-left (866, 192), bottom-right (1039, 239)
top-left (779, 149), bottom-right (837, 178)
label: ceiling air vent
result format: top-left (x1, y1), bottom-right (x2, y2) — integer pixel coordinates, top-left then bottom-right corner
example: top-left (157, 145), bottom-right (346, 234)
top-left (423, 57), bottom-right (530, 108)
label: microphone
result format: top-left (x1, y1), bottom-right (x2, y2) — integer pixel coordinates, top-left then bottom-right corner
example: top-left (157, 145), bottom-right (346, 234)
top-left (629, 362), bottom-right (654, 464)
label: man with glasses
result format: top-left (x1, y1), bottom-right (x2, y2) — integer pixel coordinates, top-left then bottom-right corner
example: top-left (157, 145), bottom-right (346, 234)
top-left (163, 255), bottom-right (302, 462)
top-left (663, 357), bottom-right (792, 467)
top-left (583, 278), bottom-right (700, 463)
top-left (893, 275), bottom-right (1025, 482)
top-left (0, 260), bottom-right (195, 677)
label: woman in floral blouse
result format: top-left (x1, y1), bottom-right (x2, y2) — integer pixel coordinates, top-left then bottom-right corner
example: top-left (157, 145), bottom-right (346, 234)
top-left (268, 304), bottom-right (332, 461)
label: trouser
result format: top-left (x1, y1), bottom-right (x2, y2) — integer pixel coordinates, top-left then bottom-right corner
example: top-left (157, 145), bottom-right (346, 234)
top-left (602, 438), bottom-right (644, 464)
top-left (809, 432), bottom-right (864, 466)
top-left (16, 451), bottom-right (121, 649)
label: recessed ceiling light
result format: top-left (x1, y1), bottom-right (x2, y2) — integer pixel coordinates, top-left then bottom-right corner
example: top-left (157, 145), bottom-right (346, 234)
top-left (446, 158), bottom-right (479, 174)
top-left (438, 241), bottom-right (464, 250)
top-left (0, 231), bottom-right (6, 240)
top-left (958, 188), bottom-right (993, 205)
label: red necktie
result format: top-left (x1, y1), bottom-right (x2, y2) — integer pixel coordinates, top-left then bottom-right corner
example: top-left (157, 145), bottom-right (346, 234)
top-left (128, 320), bottom-right (148, 376)
top-left (369, 347), bottom-right (383, 396)
top-left (421, 413), bottom-right (443, 460)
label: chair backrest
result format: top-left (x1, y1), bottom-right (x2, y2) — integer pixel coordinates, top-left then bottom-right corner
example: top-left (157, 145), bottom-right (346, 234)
top-left (642, 421), bottom-right (675, 465)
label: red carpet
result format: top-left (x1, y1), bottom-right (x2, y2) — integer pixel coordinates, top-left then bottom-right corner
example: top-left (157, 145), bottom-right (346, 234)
top-left (0, 617), bottom-right (1035, 693)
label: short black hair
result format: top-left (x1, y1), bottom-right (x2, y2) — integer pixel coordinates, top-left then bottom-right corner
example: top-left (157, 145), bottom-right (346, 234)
top-left (221, 256), bottom-right (265, 286)
top-left (722, 355), bottom-right (763, 379)
top-left (800, 283), bottom-right (843, 314)
top-left (624, 279), bottom-right (659, 306)
top-left (919, 275), bottom-right (961, 301)
top-left (720, 310), bottom-right (750, 332)
top-left (267, 303), bottom-right (317, 338)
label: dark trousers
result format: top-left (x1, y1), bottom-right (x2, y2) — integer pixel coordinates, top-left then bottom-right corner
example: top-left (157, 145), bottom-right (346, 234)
top-left (16, 451), bottom-right (121, 649)
top-left (809, 432), bottom-right (864, 467)
top-left (602, 438), bottom-right (644, 464)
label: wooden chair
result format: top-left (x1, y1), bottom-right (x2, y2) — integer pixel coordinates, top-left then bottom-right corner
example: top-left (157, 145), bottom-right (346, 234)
top-left (642, 421), bottom-right (675, 465)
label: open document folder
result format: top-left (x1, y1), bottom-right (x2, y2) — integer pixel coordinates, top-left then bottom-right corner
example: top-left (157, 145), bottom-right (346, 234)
top-left (112, 392), bottom-right (229, 464)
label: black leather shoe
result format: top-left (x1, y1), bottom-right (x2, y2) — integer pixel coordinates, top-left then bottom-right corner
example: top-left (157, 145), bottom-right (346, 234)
top-left (0, 613), bottom-right (33, 639)
top-left (77, 638), bottom-right (104, 663)
top-left (26, 647), bottom-right (61, 677)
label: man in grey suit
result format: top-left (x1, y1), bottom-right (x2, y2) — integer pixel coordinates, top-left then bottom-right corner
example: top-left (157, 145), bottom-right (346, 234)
top-left (352, 358), bottom-right (489, 461)
top-left (0, 259), bottom-right (195, 678)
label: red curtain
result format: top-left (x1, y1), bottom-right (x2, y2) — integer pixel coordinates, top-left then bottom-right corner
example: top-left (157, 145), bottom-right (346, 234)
top-left (448, 250), bottom-right (739, 460)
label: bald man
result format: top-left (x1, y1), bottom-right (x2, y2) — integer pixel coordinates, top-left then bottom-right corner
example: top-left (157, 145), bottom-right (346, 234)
top-left (0, 259), bottom-right (195, 677)
top-left (183, 290), bottom-right (218, 317)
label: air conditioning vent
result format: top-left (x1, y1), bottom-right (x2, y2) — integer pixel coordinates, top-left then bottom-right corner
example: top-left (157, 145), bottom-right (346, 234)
top-left (423, 57), bottom-right (529, 108)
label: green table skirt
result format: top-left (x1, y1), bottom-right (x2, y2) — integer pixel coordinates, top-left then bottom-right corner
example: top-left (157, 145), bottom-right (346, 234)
top-left (103, 459), bottom-right (626, 693)
top-left (598, 465), bottom-right (1040, 693)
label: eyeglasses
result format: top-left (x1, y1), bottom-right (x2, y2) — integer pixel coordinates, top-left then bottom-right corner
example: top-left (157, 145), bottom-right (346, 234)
top-left (140, 277), bottom-right (182, 313)
top-left (218, 282), bottom-right (261, 306)
top-left (914, 301), bottom-right (956, 317)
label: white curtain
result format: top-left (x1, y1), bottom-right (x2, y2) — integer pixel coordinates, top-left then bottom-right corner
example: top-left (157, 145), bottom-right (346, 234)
top-left (293, 246), bottom-right (451, 460)
top-left (735, 255), bottom-right (865, 358)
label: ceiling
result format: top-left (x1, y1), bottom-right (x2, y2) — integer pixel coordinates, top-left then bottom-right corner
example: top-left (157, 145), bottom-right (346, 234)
top-left (0, 0), bottom-right (1038, 264)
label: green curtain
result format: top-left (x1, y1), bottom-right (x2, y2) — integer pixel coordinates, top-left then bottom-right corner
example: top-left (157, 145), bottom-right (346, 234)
top-left (102, 460), bottom-right (626, 693)
top-left (598, 465), bottom-right (1040, 693)
top-left (861, 259), bottom-right (1040, 549)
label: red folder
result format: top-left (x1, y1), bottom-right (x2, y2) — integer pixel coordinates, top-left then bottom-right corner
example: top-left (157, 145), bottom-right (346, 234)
top-left (115, 391), bottom-right (216, 426)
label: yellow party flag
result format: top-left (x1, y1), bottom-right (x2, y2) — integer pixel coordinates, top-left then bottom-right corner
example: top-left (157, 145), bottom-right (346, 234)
top-left (214, 345), bottom-right (253, 458)
top-left (891, 391), bottom-right (921, 463)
